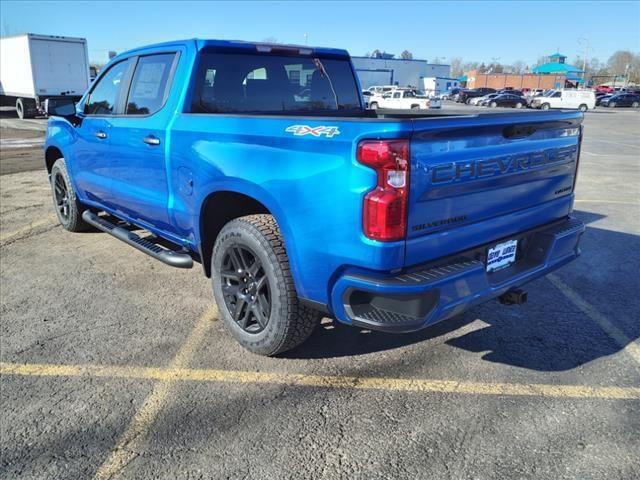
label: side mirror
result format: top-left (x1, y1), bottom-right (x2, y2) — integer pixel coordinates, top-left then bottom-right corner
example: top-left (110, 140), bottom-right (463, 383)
top-left (44, 98), bottom-right (77, 117)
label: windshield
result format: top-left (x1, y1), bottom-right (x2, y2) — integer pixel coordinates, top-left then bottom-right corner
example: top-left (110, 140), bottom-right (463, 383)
top-left (543, 90), bottom-right (556, 97)
top-left (192, 51), bottom-right (362, 114)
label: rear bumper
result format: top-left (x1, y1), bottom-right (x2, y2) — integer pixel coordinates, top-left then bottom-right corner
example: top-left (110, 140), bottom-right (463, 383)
top-left (330, 217), bottom-right (584, 332)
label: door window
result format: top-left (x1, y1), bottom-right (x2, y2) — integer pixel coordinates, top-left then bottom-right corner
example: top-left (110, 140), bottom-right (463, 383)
top-left (393, 92), bottom-right (401, 98)
top-left (85, 60), bottom-right (130, 115)
top-left (126, 53), bottom-right (176, 115)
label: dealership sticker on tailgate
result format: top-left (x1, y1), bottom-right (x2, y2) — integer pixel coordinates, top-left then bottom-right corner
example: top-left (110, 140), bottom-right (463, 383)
top-left (486, 239), bottom-right (518, 272)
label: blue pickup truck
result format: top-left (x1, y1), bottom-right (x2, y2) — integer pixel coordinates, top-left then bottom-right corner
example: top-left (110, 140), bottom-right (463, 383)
top-left (44, 39), bottom-right (585, 355)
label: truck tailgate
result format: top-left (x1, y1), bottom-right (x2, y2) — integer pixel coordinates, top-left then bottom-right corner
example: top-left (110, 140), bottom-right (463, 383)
top-left (405, 111), bottom-right (583, 266)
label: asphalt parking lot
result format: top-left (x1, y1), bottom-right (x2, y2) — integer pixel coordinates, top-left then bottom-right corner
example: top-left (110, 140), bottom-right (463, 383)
top-left (1, 105), bottom-right (639, 479)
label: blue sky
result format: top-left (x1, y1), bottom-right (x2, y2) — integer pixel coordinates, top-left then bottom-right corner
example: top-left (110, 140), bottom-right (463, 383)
top-left (1, 1), bottom-right (639, 65)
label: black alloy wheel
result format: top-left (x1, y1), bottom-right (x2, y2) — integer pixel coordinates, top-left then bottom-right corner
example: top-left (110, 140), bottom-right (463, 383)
top-left (53, 171), bottom-right (70, 221)
top-left (220, 244), bottom-right (271, 333)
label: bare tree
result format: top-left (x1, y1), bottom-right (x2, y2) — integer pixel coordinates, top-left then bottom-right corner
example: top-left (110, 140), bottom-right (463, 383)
top-left (535, 55), bottom-right (547, 67)
top-left (450, 57), bottom-right (463, 77)
top-left (400, 50), bottom-right (413, 60)
top-left (607, 51), bottom-right (640, 83)
top-left (510, 60), bottom-right (526, 74)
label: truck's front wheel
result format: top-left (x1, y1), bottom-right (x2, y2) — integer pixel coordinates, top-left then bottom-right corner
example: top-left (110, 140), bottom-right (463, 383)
top-left (211, 215), bottom-right (320, 356)
top-left (50, 158), bottom-right (90, 232)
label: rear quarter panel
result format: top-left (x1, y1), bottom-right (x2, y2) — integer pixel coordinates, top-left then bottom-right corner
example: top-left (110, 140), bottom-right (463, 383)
top-left (169, 115), bottom-right (411, 304)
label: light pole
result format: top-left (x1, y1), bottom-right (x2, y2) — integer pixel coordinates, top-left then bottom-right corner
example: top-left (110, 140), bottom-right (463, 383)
top-left (578, 36), bottom-right (589, 87)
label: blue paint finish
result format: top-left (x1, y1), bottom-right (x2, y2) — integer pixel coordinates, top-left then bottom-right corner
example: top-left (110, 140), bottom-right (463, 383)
top-left (44, 38), bottom-right (585, 328)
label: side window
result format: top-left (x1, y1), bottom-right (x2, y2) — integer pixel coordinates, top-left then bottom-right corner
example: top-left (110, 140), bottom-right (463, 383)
top-left (393, 92), bottom-right (401, 98)
top-left (126, 53), bottom-right (176, 115)
top-left (552, 91), bottom-right (562, 98)
top-left (403, 91), bottom-right (415, 98)
top-left (85, 60), bottom-right (129, 115)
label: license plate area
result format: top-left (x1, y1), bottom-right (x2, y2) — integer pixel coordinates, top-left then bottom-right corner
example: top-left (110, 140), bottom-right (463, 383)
top-left (486, 239), bottom-right (518, 273)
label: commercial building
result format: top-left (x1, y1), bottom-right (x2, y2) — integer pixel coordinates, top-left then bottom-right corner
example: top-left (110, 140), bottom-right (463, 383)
top-left (533, 52), bottom-right (584, 84)
top-left (351, 56), bottom-right (450, 91)
top-left (465, 70), bottom-right (566, 90)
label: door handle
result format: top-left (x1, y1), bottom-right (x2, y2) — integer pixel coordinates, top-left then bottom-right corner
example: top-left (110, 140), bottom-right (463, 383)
top-left (143, 135), bottom-right (161, 146)
top-left (95, 131), bottom-right (107, 139)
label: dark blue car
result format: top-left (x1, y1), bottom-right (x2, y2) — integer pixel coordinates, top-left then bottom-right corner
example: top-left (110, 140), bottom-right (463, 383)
top-left (599, 93), bottom-right (640, 108)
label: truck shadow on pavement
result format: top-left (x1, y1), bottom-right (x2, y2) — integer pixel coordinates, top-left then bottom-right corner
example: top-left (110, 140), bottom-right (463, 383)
top-left (287, 210), bottom-right (640, 371)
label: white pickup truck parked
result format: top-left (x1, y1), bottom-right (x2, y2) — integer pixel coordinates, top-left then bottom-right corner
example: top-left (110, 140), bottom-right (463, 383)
top-left (370, 88), bottom-right (441, 110)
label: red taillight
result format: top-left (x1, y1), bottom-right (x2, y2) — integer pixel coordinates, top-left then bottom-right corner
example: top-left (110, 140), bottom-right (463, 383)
top-left (357, 139), bottom-right (410, 241)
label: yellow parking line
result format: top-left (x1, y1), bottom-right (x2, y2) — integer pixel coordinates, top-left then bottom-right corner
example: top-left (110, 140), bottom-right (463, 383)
top-left (92, 305), bottom-right (218, 480)
top-left (548, 274), bottom-right (640, 365)
top-left (2, 360), bottom-right (638, 401)
top-left (0, 216), bottom-right (57, 244)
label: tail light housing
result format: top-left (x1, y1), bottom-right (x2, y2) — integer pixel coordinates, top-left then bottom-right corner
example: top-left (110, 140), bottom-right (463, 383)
top-left (357, 139), bottom-right (410, 241)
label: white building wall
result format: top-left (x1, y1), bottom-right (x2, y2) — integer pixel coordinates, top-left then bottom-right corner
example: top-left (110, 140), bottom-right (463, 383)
top-left (352, 57), bottom-right (451, 90)
top-left (423, 77), bottom-right (460, 95)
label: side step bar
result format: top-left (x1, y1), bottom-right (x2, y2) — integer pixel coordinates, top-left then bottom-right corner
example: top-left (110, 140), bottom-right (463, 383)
top-left (82, 210), bottom-right (193, 269)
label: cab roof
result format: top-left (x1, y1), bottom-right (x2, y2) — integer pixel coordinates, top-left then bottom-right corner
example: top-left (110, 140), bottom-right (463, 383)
top-left (120, 38), bottom-right (350, 58)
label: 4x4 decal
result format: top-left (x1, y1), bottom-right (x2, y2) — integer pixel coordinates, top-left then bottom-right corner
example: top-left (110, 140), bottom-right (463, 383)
top-left (285, 125), bottom-right (341, 138)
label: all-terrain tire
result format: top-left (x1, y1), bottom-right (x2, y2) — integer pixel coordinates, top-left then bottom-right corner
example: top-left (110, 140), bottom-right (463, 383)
top-left (211, 214), bottom-right (321, 356)
top-left (50, 158), bottom-right (90, 232)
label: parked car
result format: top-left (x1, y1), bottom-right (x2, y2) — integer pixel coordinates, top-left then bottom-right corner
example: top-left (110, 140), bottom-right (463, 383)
top-left (470, 93), bottom-right (499, 106)
top-left (599, 93), bottom-right (640, 108)
top-left (366, 85), bottom-right (395, 94)
top-left (498, 89), bottom-right (524, 97)
top-left (362, 90), bottom-right (372, 107)
top-left (458, 88), bottom-right (496, 104)
top-left (530, 89), bottom-right (596, 111)
top-left (373, 88), bottom-right (434, 110)
top-left (44, 38), bottom-right (586, 356)
top-left (440, 87), bottom-right (462, 100)
top-left (595, 85), bottom-right (614, 94)
top-left (594, 92), bottom-right (611, 106)
top-left (481, 93), bottom-right (527, 108)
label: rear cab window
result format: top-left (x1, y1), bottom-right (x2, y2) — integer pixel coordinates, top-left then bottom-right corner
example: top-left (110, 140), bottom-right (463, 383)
top-left (190, 50), bottom-right (362, 114)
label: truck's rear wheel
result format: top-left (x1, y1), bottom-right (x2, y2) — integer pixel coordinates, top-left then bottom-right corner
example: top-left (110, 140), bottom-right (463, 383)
top-left (578, 104), bottom-right (588, 112)
top-left (212, 214), bottom-right (320, 356)
top-left (50, 158), bottom-right (90, 232)
top-left (16, 98), bottom-right (36, 119)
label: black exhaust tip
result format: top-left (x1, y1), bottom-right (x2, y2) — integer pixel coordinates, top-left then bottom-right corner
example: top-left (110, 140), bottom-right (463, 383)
top-left (498, 289), bottom-right (528, 306)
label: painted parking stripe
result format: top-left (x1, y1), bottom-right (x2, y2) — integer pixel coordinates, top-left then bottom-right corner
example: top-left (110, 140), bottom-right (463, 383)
top-left (2, 361), bottom-right (638, 401)
top-left (548, 274), bottom-right (640, 366)
top-left (91, 305), bottom-right (218, 480)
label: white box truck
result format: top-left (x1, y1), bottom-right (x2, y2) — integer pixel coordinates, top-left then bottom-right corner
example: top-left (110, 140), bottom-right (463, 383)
top-left (0, 33), bottom-right (90, 118)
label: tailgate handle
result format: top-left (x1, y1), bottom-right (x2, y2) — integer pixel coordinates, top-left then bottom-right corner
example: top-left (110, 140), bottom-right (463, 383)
top-left (503, 125), bottom-right (536, 139)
